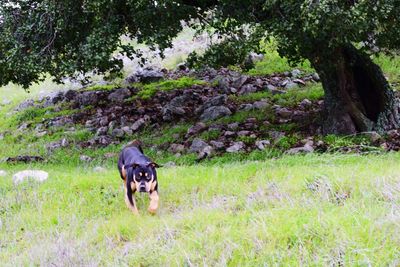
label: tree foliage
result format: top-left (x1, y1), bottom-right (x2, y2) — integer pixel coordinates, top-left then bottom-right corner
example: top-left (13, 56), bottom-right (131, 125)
top-left (1, 0), bottom-right (400, 88)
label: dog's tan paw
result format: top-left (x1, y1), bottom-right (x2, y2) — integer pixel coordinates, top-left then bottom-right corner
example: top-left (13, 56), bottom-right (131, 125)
top-left (148, 207), bottom-right (157, 214)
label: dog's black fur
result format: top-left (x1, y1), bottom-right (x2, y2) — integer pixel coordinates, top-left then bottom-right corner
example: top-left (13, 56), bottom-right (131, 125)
top-left (118, 140), bottom-right (159, 214)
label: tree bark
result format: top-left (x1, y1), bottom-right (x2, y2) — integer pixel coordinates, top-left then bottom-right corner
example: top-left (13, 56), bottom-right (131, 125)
top-left (312, 45), bottom-right (400, 135)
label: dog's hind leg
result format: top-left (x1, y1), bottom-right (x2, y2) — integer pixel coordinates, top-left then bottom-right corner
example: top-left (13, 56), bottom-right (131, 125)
top-left (148, 190), bottom-right (159, 214)
top-left (125, 181), bottom-right (138, 215)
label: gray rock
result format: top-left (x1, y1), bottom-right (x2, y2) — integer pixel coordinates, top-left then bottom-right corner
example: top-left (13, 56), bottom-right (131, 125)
top-left (285, 81), bottom-right (299, 89)
top-left (49, 117), bottom-right (74, 127)
top-left (99, 117), bottom-right (109, 127)
top-left (80, 155), bottom-right (93, 162)
top-left (300, 99), bottom-right (312, 108)
top-left (96, 127), bottom-right (108, 136)
top-left (0, 170), bottom-right (7, 177)
top-left (200, 106), bottom-right (232, 121)
top-left (265, 84), bottom-right (276, 91)
top-left (64, 90), bottom-right (78, 101)
top-left (224, 131), bottom-right (236, 137)
top-left (189, 138), bottom-right (208, 153)
top-left (239, 104), bottom-right (254, 111)
top-left (187, 122), bottom-right (207, 136)
top-left (169, 144), bottom-right (185, 154)
top-left (226, 142), bottom-right (245, 153)
top-left (270, 131), bottom-right (286, 142)
top-left (270, 88), bottom-right (286, 95)
top-left (14, 99), bottom-right (35, 111)
top-left (196, 95), bottom-right (228, 114)
top-left (312, 73), bottom-right (320, 81)
top-left (293, 79), bottom-right (306, 86)
top-left (210, 140), bottom-right (225, 149)
top-left (0, 133), bottom-right (4, 140)
top-left (215, 76), bottom-right (231, 91)
top-left (253, 101), bottom-right (269, 110)
top-left (255, 140), bottom-right (271, 150)
top-left (231, 75), bottom-right (249, 89)
top-left (227, 123), bottom-right (239, 130)
top-left (13, 170), bottom-right (49, 185)
top-left (122, 126), bottom-right (133, 136)
top-left (126, 67), bottom-right (164, 83)
top-left (107, 88), bottom-right (131, 102)
top-left (46, 138), bottom-right (69, 152)
top-left (277, 108), bottom-right (292, 118)
top-left (239, 84), bottom-right (257, 95)
top-left (162, 95), bottom-right (191, 121)
top-left (286, 141), bottom-right (314, 154)
top-left (112, 128), bottom-right (125, 138)
top-left (76, 91), bottom-right (100, 106)
top-left (131, 118), bottom-right (146, 132)
top-left (291, 69), bottom-right (302, 78)
top-left (363, 131), bottom-right (382, 143)
top-left (238, 130), bottom-right (251, 136)
top-left (197, 145), bottom-right (214, 161)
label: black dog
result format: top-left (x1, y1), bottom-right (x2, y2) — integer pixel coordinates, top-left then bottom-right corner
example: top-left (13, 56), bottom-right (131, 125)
top-left (118, 140), bottom-right (159, 214)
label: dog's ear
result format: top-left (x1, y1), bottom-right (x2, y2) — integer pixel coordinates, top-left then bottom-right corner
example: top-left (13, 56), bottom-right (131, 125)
top-left (147, 162), bottom-right (161, 168)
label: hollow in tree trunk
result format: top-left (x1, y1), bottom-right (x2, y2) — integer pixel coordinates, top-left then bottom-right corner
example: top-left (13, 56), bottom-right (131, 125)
top-left (312, 45), bottom-right (400, 135)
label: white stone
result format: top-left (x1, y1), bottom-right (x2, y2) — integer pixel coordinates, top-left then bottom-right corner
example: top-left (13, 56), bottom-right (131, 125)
top-left (0, 170), bottom-right (7, 177)
top-left (12, 170), bottom-right (49, 185)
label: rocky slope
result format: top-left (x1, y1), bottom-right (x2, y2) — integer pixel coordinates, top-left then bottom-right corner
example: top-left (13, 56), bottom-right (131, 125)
top-left (5, 67), bottom-right (399, 162)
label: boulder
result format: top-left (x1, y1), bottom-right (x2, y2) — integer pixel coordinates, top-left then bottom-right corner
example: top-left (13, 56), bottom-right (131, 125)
top-left (76, 91), bottom-right (100, 107)
top-left (112, 128), bottom-right (125, 138)
top-left (13, 170), bottom-right (48, 185)
top-left (126, 68), bottom-right (164, 83)
top-left (253, 101), bottom-right (269, 110)
top-left (189, 138), bottom-right (208, 153)
top-left (196, 95), bottom-right (228, 114)
top-left (187, 122), bottom-right (207, 136)
top-left (239, 104), bottom-right (253, 111)
top-left (131, 118), bottom-right (146, 132)
top-left (226, 142), bottom-right (245, 153)
top-left (255, 140), bottom-right (271, 150)
top-left (169, 144), bottom-right (185, 154)
top-left (276, 107), bottom-right (292, 118)
top-left (200, 106), bottom-right (231, 121)
top-left (210, 140), bottom-right (225, 150)
top-left (291, 69), bottom-right (302, 78)
top-left (107, 88), bottom-right (131, 102)
top-left (231, 75), bottom-right (249, 89)
top-left (286, 141), bottom-right (314, 154)
top-left (239, 84), bottom-right (257, 95)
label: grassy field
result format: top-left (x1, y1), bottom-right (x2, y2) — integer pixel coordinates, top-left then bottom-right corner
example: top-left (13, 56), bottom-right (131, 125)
top-left (1, 153), bottom-right (400, 265)
top-left (1, 38), bottom-right (400, 266)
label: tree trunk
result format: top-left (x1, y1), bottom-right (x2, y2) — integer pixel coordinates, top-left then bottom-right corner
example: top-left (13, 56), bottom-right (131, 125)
top-left (312, 45), bottom-right (400, 135)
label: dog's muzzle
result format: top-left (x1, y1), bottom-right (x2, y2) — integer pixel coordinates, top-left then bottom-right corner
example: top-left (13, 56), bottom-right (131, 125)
top-left (139, 183), bottom-right (146, 192)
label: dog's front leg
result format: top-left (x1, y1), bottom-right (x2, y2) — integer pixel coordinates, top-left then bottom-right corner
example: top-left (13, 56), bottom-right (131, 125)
top-left (148, 190), bottom-right (159, 214)
top-left (125, 181), bottom-right (139, 215)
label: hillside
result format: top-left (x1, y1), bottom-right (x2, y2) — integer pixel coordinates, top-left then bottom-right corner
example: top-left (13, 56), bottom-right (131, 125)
top-left (1, 51), bottom-right (400, 265)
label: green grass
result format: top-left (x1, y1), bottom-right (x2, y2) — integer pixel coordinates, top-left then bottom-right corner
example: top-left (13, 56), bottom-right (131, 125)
top-left (2, 153), bottom-right (400, 265)
top-left (229, 91), bottom-right (271, 104)
top-left (272, 83), bottom-right (324, 107)
top-left (132, 77), bottom-right (206, 100)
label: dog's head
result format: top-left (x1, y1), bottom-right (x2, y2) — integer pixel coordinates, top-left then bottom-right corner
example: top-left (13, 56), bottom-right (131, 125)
top-left (124, 163), bottom-right (159, 193)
